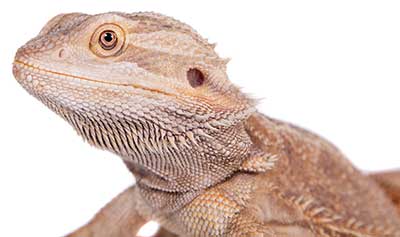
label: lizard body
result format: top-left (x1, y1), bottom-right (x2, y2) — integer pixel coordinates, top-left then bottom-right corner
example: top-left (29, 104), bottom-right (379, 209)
top-left (13, 12), bottom-right (400, 236)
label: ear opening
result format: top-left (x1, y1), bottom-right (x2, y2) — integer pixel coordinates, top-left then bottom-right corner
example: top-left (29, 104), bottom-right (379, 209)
top-left (187, 68), bottom-right (205, 88)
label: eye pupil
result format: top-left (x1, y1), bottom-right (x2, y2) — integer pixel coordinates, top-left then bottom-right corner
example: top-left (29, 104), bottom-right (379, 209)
top-left (99, 30), bottom-right (118, 50)
top-left (103, 32), bottom-right (113, 42)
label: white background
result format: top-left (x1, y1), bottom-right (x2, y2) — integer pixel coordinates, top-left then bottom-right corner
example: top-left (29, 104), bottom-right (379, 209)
top-left (1, 1), bottom-right (399, 236)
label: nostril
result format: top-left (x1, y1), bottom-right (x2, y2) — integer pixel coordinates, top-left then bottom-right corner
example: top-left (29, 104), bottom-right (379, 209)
top-left (58, 48), bottom-right (66, 59)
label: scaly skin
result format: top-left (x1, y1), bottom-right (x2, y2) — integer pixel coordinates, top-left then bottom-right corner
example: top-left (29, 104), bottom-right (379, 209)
top-left (12, 12), bottom-right (400, 236)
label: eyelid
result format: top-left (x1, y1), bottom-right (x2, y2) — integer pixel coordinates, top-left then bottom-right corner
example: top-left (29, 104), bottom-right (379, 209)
top-left (89, 23), bottom-right (126, 58)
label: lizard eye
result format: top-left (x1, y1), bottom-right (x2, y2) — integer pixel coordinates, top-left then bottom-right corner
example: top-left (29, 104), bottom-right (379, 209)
top-left (90, 23), bottom-right (125, 57)
top-left (99, 30), bottom-right (117, 50)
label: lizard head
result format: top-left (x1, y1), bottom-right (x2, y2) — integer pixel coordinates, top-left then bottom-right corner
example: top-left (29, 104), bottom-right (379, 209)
top-left (13, 12), bottom-right (255, 192)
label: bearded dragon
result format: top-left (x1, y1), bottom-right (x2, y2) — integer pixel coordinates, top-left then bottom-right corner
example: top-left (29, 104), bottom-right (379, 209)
top-left (13, 12), bottom-right (400, 237)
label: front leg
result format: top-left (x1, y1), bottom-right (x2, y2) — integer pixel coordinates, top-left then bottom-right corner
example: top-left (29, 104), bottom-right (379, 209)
top-left (227, 212), bottom-right (314, 237)
top-left (153, 227), bottom-right (180, 237)
top-left (66, 185), bottom-right (151, 237)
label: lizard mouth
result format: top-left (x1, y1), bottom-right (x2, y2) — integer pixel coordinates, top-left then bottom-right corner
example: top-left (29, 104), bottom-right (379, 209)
top-left (13, 60), bottom-right (175, 97)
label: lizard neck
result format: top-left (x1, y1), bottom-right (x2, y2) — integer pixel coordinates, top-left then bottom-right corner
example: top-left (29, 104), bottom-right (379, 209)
top-left (125, 121), bottom-right (254, 193)
top-left (56, 102), bottom-right (255, 193)
top-left (122, 119), bottom-right (255, 213)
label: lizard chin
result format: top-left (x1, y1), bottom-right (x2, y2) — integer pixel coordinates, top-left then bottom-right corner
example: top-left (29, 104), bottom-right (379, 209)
top-left (13, 59), bottom-right (256, 195)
